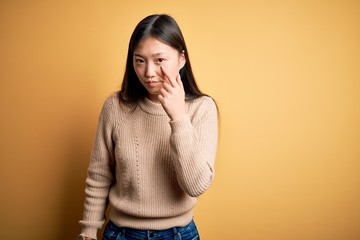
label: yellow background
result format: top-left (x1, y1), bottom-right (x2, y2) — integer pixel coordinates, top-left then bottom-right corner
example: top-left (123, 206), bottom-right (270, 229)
top-left (1, 1), bottom-right (359, 239)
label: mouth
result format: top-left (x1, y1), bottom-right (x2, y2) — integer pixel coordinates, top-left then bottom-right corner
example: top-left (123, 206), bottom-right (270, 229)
top-left (146, 81), bottom-right (162, 87)
top-left (145, 79), bottom-right (164, 83)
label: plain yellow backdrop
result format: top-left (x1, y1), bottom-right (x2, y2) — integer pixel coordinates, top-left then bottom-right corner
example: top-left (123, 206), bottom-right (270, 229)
top-left (1, 1), bottom-right (359, 239)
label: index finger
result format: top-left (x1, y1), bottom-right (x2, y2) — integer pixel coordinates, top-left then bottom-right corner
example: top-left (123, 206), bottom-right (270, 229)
top-left (160, 66), bottom-right (177, 87)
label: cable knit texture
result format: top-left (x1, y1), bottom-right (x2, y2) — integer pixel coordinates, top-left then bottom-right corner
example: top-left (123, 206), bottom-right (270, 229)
top-left (80, 93), bottom-right (218, 239)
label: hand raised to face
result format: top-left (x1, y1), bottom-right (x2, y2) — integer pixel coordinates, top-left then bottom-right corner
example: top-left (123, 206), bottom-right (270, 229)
top-left (158, 66), bottom-right (186, 121)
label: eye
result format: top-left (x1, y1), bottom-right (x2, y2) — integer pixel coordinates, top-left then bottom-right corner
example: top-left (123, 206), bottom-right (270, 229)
top-left (156, 58), bottom-right (165, 64)
top-left (135, 58), bottom-right (144, 64)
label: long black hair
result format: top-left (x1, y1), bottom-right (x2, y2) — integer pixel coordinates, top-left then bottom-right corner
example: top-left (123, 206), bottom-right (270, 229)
top-left (118, 14), bottom-right (207, 103)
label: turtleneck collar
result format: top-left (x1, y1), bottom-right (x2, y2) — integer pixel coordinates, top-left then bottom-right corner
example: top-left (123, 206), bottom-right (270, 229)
top-left (138, 97), bottom-right (168, 116)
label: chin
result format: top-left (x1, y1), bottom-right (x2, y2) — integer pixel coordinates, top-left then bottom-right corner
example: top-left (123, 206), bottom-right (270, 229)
top-left (146, 89), bottom-right (160, 95)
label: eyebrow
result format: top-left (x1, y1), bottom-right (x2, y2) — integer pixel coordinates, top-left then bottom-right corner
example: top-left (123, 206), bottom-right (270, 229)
top-left (133, 52), bottom-right (167, 57)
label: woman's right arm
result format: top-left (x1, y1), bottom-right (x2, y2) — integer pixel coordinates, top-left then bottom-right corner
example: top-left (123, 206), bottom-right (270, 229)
top-left (79, 98), bottom-right (116, 239)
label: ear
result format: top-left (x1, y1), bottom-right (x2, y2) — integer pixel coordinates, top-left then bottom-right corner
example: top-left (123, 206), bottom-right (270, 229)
top-left (178, 50), bottom-right (186, 70)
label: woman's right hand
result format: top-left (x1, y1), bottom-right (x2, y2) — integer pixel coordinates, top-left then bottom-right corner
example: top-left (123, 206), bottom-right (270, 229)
top-left (77, 235), bottom-right (95, 240)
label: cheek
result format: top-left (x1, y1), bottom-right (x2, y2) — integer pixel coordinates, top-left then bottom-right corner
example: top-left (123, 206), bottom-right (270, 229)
top-left (133, 65), bottom-right (143, 77)
top-left (161, 61), bottom-right (179, 75)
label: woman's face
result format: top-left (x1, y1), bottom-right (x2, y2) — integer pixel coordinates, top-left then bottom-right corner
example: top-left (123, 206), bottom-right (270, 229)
top-left (133, 37), bottom-right (186, 102)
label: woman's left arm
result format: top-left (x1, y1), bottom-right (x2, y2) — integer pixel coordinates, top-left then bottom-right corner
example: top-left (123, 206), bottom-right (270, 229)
top-left (169, 98), bottom-right (218, 197)
top-left (158, 66), bottom-right (218, 197)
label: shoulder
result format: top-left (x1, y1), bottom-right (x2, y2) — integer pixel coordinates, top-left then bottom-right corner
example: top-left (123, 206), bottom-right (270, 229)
top-left (186, 95), bottom-right (218, 123)
top-left (187, 95), bottom-right (217, 112)
top-left (102, 92), bottom-right (117, 109)
top-left (100, 92), bottom-right (137, 121)
top-left (103, 92), bottom-right (137, 110)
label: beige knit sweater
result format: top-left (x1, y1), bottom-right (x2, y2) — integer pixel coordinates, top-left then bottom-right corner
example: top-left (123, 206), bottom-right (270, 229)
top-left (80, 93), bottom-right (218, 239)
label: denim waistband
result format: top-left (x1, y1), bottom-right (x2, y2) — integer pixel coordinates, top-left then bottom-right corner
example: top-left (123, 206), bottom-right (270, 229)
top-left (107, 219), bottom-right (194, 239)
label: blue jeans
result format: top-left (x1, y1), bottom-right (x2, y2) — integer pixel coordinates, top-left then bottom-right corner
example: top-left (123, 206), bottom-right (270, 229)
top-left (102, 219), bottom-right (200, 240)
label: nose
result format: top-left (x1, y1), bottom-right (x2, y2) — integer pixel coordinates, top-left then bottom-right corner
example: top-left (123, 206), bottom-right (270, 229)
top-left (145, 62), bottom-right (157, 79)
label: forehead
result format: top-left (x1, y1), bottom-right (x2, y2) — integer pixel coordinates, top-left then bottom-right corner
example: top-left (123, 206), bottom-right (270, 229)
top-left (134, 37), bottom-right (178, 56)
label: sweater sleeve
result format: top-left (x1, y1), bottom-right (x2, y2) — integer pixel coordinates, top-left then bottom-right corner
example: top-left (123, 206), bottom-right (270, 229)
top-left (169, 97), bottom-right (218, 197)
top-left (79, 98), bottom-right (116, 239)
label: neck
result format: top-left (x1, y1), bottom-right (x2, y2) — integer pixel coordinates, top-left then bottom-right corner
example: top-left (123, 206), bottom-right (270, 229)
top-left (147, 94), bottom-right (160, 103)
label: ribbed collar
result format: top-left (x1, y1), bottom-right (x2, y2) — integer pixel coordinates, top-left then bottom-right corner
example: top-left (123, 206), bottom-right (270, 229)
top-left (138, 97), bottom-right (168, 116)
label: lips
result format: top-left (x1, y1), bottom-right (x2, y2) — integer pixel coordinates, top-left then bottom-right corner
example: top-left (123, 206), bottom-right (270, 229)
top-left (147, 81), bottom-right (161, 87)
